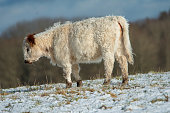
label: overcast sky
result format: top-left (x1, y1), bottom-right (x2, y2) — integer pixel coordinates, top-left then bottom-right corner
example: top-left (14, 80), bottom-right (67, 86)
top-left (0, 0), bottom-right (170, 34)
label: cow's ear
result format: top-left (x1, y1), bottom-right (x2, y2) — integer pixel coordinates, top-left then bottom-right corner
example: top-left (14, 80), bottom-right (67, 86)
top-left (27, 34), bottom-right (36, 46)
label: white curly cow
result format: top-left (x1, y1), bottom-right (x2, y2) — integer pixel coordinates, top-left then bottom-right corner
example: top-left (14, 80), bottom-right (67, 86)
top-left (23, 16), bottom-right (134, 88)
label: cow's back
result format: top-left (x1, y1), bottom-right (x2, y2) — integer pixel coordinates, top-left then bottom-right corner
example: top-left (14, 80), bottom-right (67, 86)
top-left (69, 16), bottom-right (120, 63)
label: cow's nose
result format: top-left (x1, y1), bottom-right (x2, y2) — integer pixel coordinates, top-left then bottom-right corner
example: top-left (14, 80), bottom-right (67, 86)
top-left (24, 60), bottom-right (29, 63)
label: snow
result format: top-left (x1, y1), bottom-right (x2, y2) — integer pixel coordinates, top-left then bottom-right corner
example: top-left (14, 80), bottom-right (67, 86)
top-left (0, 72), bottom-right (170, 113)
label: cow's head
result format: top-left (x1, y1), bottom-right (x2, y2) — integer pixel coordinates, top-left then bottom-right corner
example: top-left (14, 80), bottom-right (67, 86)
top-left (23, 34), bottom-right (43, 64)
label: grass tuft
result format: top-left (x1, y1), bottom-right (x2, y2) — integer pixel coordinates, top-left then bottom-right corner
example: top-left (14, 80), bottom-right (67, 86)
top-left (107, 92), bottom-right (117, 98)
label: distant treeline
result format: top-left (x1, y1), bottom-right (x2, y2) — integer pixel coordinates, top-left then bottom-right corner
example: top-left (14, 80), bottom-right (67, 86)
top-left (0, 11), bottom-right (170, 88)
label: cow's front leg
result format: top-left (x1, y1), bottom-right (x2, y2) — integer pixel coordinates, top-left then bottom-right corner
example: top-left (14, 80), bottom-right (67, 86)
top-left (63, 65), bottom-right (72, 88)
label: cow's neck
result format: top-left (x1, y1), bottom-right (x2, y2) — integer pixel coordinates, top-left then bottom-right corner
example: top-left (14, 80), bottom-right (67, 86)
top-left (35, 32), bottom-right (55, 63)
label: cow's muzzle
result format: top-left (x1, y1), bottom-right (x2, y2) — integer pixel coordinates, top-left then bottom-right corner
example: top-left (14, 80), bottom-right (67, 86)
top-left (24, 60), bottom-right (32, 64)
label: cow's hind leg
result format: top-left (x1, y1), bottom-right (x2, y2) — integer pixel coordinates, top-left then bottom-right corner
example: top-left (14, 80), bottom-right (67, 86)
top-left (116, 55), bottom-right (128, 86)
top-left (63, 65), bottom-right (72, 88)
top-left (103, 52), bottom-right (115, 85)
top-left (72, 64), bottom-right (82, 87)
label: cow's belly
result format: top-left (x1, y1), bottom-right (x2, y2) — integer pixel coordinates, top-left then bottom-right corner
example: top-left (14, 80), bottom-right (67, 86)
top-left (70, 36), bottom-right (102, 63)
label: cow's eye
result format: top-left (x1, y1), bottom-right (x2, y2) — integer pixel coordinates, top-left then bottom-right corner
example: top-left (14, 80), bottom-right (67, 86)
top-left (27, 48), bottom-right (29, 52)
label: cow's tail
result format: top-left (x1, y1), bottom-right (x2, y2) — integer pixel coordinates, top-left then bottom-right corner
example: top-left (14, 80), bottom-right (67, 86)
top-left (117, 16), bottom-right (134, 65)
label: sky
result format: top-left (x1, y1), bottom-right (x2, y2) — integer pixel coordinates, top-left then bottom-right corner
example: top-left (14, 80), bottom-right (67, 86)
top-left (0, 0), bottom-right (170, 34)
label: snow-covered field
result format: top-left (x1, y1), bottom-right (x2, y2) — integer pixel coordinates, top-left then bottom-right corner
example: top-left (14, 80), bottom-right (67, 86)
top-left (0, 72), bottom-right (170, 113)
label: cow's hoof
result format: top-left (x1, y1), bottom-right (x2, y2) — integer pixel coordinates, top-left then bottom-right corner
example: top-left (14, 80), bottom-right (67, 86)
top-left (103, 79), bottom-right (111, 85)
top-left (66, 81), bottom-right (72, 88)
top-left (77, 80), bottom-right (83, 87)
top-left (122, 78), bottom-right (128, 86)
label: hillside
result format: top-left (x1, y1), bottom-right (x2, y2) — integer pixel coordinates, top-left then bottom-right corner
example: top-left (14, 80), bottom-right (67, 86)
top-left (0, 11), bottom-right (170, 88)
top-left (0, 72), bottom-right (170, 113)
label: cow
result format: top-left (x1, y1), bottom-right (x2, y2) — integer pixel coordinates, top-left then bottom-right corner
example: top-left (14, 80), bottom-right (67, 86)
top-left (23, 16), bottom-right (134, 88)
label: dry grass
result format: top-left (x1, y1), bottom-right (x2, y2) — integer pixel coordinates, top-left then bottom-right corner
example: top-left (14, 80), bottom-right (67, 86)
top-left (131, 98), bottom-right (139, 102)
top-left (99, 105), bottom-right (112, 109)
top-left (10, 95), bottom-right (19, 100)
top-left (69, 90), bottom-right (77, 94)
top-left (106, 92), bottom-right (117, 98)
top-left (55, 90), bottom-right (67, 96)
top-left (151, 98), bottom-right (167, 103)
top-left (0, 92), bottom-right (10, 96)
top-left (40, 93), bottom-right (50, 97)
top-left (86, 88), bottom-right (95, 92)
